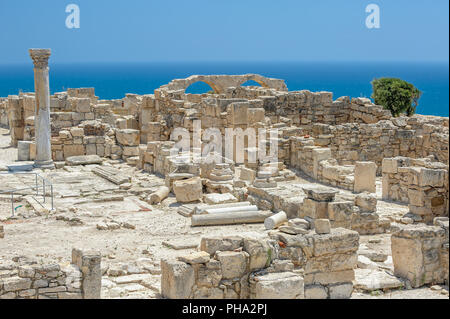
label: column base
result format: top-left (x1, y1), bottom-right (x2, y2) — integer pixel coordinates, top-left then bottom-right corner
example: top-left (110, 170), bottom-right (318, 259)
top-left (34, 160), bottom-right (55, 170)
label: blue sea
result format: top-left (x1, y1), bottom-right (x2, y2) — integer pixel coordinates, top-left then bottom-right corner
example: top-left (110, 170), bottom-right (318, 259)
top-left (0, 62), bottom-right (448, 116)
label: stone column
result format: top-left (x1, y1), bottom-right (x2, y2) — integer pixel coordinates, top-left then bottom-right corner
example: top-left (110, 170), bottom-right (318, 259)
top-left (29, 49), bottom-right (54, 169)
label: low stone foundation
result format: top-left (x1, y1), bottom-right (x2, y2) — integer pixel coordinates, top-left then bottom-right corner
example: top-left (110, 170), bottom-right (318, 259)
top-left (161, 228), bottom-right (359, 299)
top-left (391, 218), bottom-right (449, 288)
top-left (0, 248), bottom-right (101, 299)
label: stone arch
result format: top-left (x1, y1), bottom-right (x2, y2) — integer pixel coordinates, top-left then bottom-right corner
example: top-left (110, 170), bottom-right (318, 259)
top-left (237, 75), bottom-right (270, 88)
top-left (239, 79), bottom-right (264, 87)
top-left (184, 79), bottom-right (220, 94)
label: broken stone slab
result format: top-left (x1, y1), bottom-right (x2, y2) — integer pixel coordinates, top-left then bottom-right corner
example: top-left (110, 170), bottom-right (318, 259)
top-left (203, 193), bottom-right (237, 205)
top-left (66, 155), bottom-right (103, 166)
top-left (162, 238), bottom-right (199, 250)
top-left (354, 269), bottom-right (404, 291)
top-left (7, 164), bottom-right (34, 172)
top-left (279, 225), bottom-right (309, 235)
top-left (177, 251), bottom-right (210, 264)
top-left (91, 166), bottom-right (131, 185)
top-left (176, 204), bottom-right (197, 217)
top-left (288, 218), bottom-right (310, 229)
top-left (302, 185), bottom-right (338, 202)
top-left (358, 249), bottom-right (388, 263)
top-left (357, 255), bottom-right (379, 270)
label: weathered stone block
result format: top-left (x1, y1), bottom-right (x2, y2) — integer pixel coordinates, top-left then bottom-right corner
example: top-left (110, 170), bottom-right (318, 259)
top-left (216, 251), bottom-right (249, 279)
top-left (200, 236), bottom-right (243, 255)
top-left (355, 192), bottom-right (377, 213)
top-left (251, 272), bottom-right (304, 299)
top-left (161, 259), bottom-right (195, 299)
top-left (173, 177), bottom-right (203, 203)
top-left (354, 161), bottom-right (377, 193)
top-left (116, 129), bottom-right (140, 146)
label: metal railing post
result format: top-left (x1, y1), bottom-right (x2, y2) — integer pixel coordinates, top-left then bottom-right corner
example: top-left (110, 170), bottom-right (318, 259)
top-left (11, 192), bottom-right (14, 217)
top-left (43, 179), bottom-right (46, 203)
top-left (51, 184), bottom-right (54, 211)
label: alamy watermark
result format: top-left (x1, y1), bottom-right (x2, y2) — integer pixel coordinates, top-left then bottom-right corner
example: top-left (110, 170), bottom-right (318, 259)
top-left (365, 4), bottom-right (380, 29)
top-left (65, 4), bottom-right (80, 29)
top-left (169, 120), bottom-right (279, 165)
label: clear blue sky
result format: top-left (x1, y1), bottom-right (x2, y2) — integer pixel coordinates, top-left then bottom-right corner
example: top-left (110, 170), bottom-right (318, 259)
top-left (0, 0), bottom-right (448, 63)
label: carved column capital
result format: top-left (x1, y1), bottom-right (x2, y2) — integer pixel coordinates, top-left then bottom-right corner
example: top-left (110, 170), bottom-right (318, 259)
top-left (29, 49), bottom-right (51, 69)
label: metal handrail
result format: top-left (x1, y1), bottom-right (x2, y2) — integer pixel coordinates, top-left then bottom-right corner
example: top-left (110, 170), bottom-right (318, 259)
top-left (0, 172), bottom-right (54, 217)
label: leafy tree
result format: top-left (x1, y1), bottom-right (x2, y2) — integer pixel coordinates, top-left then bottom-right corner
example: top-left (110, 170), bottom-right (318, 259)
top-left (371, 78), bottom-right (422, 117)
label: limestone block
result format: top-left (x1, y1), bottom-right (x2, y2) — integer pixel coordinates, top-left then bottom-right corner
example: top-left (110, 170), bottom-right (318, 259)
top-left (328, 201), bottom-right (354, 223)
top-left (66, 155), bottom-right (102, 166)
top-left (216, 251), bottom-right (249, 279)
top-left (1, 276), bottom-right (32, 292)
top-left (160, 259), bottom-right (195, 299)
top-left (229, 102), bottom-right (248, 125)
top-left (312, 148), bottom-right (332, 179)
top-left (122, 146), bottom-right (139, 157)
top-left (203, 193), bottom-right (237, 205)
top-left (17, 140), bottom-right (32, 161)
top-left (75, 98), bottom-right (91, 113)
top-left (382, 158), bottom-right (398, 174)
top-left (418, 168), bottom-right (446, 187)
top-left (173, 177), bottom-right (203, 203)
top-left (247, 108), bottom-right (265, 124)
top-left (301, 198), bottom-right (328, 219)
top-left (240, 167), bottom-right (256, 182)
top-left (196, 260), bottom-right (222, 288)
top-left (315, 219), bottom-right (331, 234)
top-left (193, 287), bottom-right (224, 299)
top-left (243, 238), bottom-right (273, 271)
top-left (85, 143), bottom-right (96, 155)
top-left (302, 185), bottom-right (338, 202)
top-left (70, 127), bottom-right (84, 137)
top-left (355, 192), bottom-right (377, 213)
top-left (328, 283), bottom-right (353, 299)
top-left (304, 284), bottom-right (327, 299)
top-left (354, 161), bottom-right (377, 193)
top-left (200, 236), bottom-right (243, 255)
top-left (63, 144), bottom-right (85, 158)
top-left (177, 251), bottom-right (210, 265)
top-left (407, 188), bottom-right (425, 207)
top-left (116, 129), bottom-right (140, 146)
top-left (251, 272), bottom-right (304, 299)
top-left (391, 225), bottom-right (446, 288)
top-left (71, 248), bottom-right (101, 299)
top-left (311, 228), bottom-right (360, 257)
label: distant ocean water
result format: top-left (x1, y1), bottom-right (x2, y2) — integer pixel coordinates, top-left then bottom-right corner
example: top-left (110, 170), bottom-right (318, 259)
top-left (0, 61), bottom-right (448, 117)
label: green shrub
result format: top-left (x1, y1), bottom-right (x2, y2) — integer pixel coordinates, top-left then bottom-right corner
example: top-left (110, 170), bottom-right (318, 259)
top-left (371, 78), bottom-right (422, 117)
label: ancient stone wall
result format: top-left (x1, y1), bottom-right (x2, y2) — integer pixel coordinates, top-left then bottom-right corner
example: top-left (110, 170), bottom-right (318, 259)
top-left (0, 248), bottom-right (101, 299)
top-left (161, 229), bottom-right (359, 299)
top-left (306, 117), bottom-right (449, 170)
top-left (382, 156), bottom-right (449, 223)
top-left (391, 220), bottom-right (449, 288)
